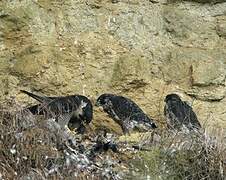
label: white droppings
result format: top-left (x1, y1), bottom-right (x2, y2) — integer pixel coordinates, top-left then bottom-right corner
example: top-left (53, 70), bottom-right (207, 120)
top-left (22, 156), bottom-right (28, 160)
top-left (10, 148), bottom-right (16, 154)
top-left (48, 167), bottom-right (58, 174)
top-left (66, 158), bottom-right (70, 167)
top-left (15, 132), bottom-right (23, 139)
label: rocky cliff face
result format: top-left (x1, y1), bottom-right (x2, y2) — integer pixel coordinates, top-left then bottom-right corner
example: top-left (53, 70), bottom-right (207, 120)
top-left (1, 0), bottom-right (226, 133)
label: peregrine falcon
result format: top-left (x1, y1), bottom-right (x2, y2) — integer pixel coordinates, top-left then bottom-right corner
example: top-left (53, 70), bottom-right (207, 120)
top-left (96, 94), bottom-right (157, 134)
top-left (164, 93), bottom-right (201, 131)
top-left (21, 90), bottom-right (93, 134)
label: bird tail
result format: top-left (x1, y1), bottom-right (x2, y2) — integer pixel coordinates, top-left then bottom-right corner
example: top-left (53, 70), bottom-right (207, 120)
top-left (20, 90), bottom-right (45, 103)
top-left (27, 104), bottom-right (41, 114)
top-left (145, 121), bottom-right (157, 129)
top-left (143, 116), bottom-right (157, 129)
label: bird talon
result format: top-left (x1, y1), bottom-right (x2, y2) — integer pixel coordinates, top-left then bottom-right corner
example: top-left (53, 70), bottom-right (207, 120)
top-left (65, 126), bottom-right (77, 135)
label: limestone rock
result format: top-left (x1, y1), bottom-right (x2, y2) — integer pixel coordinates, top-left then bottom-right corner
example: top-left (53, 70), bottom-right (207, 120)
top-left (186, 86), bottom-right (226, 101)
top-left (111, 53), bottom-right (151, 90)
top-left (191, 59), bottom-right (226, 87)
top-left (167, 0), bottom-right (226, 4)
top-left (216, 16), bottom-right (226, 38)
top-left (162, 48), bottom-right (226, 87)
top-left (163, 6), bottom-right (219, 48)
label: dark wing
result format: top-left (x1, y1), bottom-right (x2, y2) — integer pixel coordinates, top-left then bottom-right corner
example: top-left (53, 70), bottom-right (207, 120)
top-left (110, 96), bottom-right (157, 131)
top-left (164, 100), bottom-right (185, 129)
top-left (164, 104), bottom-right (167, 117)
top-left (27, 104), bottom-right (45, 115)
top-left (23, 93), bottom-right (81, 117)
top-left (168, 101), bottom-right (184, 122)
top-left (45, 96), bottom-right (81, 115)
top-left (109, 96), bottom-right (137, 121)
top-left (110, 96), bottom-right (153, 123)
top-left (183, 101), bottom-right (201, 129)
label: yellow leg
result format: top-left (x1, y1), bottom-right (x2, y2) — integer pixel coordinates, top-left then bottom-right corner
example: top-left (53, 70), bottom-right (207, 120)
top-left (65, 125), bottom-right (77, 136)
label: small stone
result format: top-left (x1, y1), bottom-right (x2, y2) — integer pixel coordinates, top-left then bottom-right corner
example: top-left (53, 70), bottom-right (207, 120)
top-left (216, 16), bottom-right (226, 38)
top-left (111, 0), bottom-right (119, 3)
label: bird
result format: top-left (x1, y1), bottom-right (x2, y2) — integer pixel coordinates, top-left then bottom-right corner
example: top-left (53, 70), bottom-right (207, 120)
top-left (164, 93), bottom-right (201, 131)
top-left (95, 93), bottom-right (157, 134)
top-left (21, 90), bottom-right (93, 134)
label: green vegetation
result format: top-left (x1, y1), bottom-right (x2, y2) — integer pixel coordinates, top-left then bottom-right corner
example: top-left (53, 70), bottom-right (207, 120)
top-left (127, 131), bottom-right (226, 179)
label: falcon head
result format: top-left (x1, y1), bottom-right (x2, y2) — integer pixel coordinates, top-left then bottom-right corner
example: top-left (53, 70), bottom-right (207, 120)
top-left (165, 93), bottom-right (181, 103)
top-left (78, 96), bottom-right (93, 124)
top-left (95, 94), bottom-right (115, 107)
